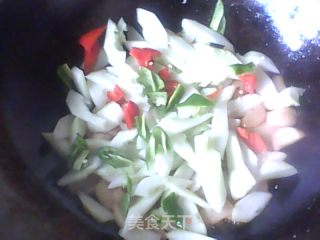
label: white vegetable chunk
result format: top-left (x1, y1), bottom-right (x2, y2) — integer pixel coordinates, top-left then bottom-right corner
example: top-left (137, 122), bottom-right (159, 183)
top-left (109, 129), bottom-right (138, 148)
top-left (93, 49), bottom-right (109, 71)
top-left (199, 201), bottom-right (233, 225)
top-left (232, 192), bottom-right (272, 222)
top-left (254, 67), bottom-right (280, 110)
top-left (96, 101), bottom-right (124, 125)
top-left (71, 67), bottom-right (91, 100)
top-left (42, 133), bottom-right (71, 155)
top-left (104, 19), bottom-right (127, 66)
top-left (86, 70), bottom-right (116, 90)
top-left (134, 175), bottom-right (164, 197)
top-left (193, 132), bottom-right (227, 212)
top-left (266, 107), bottom-right (297, 127)
top-left (226, 132), bottom-right (256, 200)
top-left (259, 158), bottom-right (297, 180)
top-left (211, 103), bottom-right (229, 156)
top-left (137, 8), bottom-right (168, 49)
top-left (87, 81), bottom-right (107, 110)
top-left (174, 163), bottom-right (194, 179)
top-left (258, 151), bottom-right (287, 162)
top-left (70, 117), bottom-right (86, 143)
top-left (278, 87), bottom-right (305, 107)
top-left (122, 189), bottom-right (163, 234)
top-left (228, 94), bottom-right (263, 118)
top-left (66, 90), bottom-right (108, 132)
top-left (238, 51), bottom-right (280, 74)
top-left (181, 18), bottom-right (234, 52)
top-left (272, 127), bottom-right (305, 150)
top-left (158, 113), bottom-right (212, 135)
top-left (58, 157), bottom-right (100, 186)
top-left (78, 192), bottom-right (114, 223)
top-left (167, 230), bottom-right (217, 240)
top-left (178, 198), bottom-right (207, 235)
top-left (53, 114), bottom-right (74, 139)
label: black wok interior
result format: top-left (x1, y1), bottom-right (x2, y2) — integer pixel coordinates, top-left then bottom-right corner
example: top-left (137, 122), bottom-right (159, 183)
top-left (1, 0), bottom-right (320, 239)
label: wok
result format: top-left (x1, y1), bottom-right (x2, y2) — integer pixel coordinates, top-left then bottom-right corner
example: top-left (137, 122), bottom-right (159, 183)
top-left (1, 0), bottom-right (320, 239)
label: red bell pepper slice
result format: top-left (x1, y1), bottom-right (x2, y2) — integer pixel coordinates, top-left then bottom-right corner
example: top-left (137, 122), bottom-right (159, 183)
top-left (239, 73), bottom-right (256, 94)
top-left (158, 67), bottom-right (171, 81)
top-left (107, 85), bottom-right (125, 104)
top-left (79, 25), bottom-right (106, 74)
top-left (164, 80), bottom-right (179, 97)
top-left (130, 48), bottom-right (161, 69)
top-left (237, 127), bottom-right (268, 154)
top-left (122, 101), bottom-right (140, 129)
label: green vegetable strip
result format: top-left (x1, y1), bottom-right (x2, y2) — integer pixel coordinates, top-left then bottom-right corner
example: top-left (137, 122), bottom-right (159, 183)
top-left (230, 62), bottom-right (255, 75)
top-left (161, 192), bottom-right (184, 229)
top-left (98, 147), bottom-right (132, 168)
top-left (68, 134), bottom-right (88, 163)
top-left (177, 93), bottom-right (213, 108)
top-left (73, 149), bottom-right (90, 170)
top-left (152, 127), bottom-right (171, 154)
top-left (147, 91), bottom-right (168, 106)
top-left (120, 193), bottom-right (131, 216)
top-left (146, 135), bottom-right (156, 168)
top-left (166, 84), bottom-right (185, 111)
top-left (135, 114), bottom-right (150, 140)
top-left (121, 176), bottom-right (133, 216)
top-left (57, 64), bottom-right (73, 89)
top-left (209, 0), bottom-right (226, 35)
top-left (138, 67), bottom-right (165, 92)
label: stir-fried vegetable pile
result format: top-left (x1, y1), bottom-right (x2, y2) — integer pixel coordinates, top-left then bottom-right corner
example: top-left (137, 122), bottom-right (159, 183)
top-left (43, 2), bottom-right (305, 240)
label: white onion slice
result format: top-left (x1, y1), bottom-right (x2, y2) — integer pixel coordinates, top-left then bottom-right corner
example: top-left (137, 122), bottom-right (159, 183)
top-left (278, 87), bottom-right (305, 107)
top-left (178, 198), bottom-right (207, 235)
top-left (259, 157), bottom-right (297, 181)
top-left (232, 192), bottom-right (272, 223)
top-left (71, 67), bottom-right (91, 100)
top-left (228, 94), bottom-right (263, 118)
top-left (158, 113), bottom-right (212, 135)
top-left (134, 175), bottom-right (164, 197)
top-left (66, 90), bottom-right (110, 132)
top-left (87, 81), bottom-right (107, 110)
top-left (122, 189), bottom-right (163, 234)
top-left (70, 117), bottom-right (86, 143)
top-left (238, 51), bottom-right (280, 74)
top-left (104, 19), bottom-right (127, 66)
top-left (254, 67), bottom-right (280, 110)
top-left (86, 70), bottom-right (116, 90)
top-left (199, 201), bottom-right (233, 225)
top-left (58, 157), bottom-right (100, 186)
top-left (181, 18), bottom-right (234, 52)
top-left (137, 8), bottom-right (168, 49)
top-left (272, 127), bottom-right (305, 150)
top-left (78, 192), bottom-right (114, 223)
top-left (226, 132), bottom-right (256, 200)
top-left (42, 133), bottom-right (70, 156)
top-left (53, 114), bottom-right (74, 139)
top-left (109, 129), bottom-right (138, 148)
top-left (96, 101), bottom-right (124, 124)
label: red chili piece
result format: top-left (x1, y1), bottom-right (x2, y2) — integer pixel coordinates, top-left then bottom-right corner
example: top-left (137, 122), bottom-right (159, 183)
top-left (79, 25), bottom-right (106, 74)
top-left (122, 101), bottom-right (140, 129)
top-left (107, 85), bottom-right (125, 104)
top-left (129, 48), bottom-right (161, 69)
top-left (239, 74), bottom-right (256, 94)
top-left (236, 127), bottom-right (268, 154)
